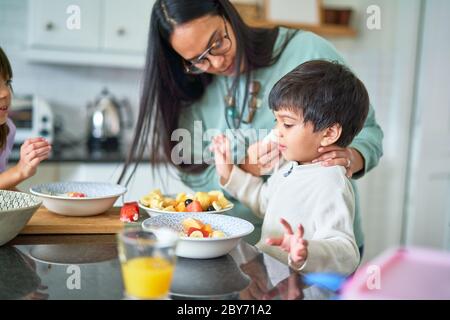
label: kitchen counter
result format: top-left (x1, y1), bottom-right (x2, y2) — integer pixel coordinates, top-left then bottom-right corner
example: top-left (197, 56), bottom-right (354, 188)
top-left (0, 235), bottom-right (335, 300)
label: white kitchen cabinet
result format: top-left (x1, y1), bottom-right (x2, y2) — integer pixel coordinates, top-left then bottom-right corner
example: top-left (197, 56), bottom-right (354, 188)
top-left (28, 0), bottom-right (102, 50)
top-left (103, 0), bottom-right (155, 53)
top-left (27, 0), bottom-right (155, 68)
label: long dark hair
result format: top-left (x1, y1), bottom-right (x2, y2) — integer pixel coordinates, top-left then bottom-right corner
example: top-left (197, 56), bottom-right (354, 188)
top-left (0, 47), bottom-right (12, 151)
top-left (118, 0), bottom-right (297, 185)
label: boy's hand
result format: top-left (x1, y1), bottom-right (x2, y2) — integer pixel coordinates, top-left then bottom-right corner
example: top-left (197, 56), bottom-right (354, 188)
top-left (211, 135), bottom-right (233, 184)
top-left (266, 218), bottom-right (308, 265)
top-left (16, 138), bottom-right (52, 179)
top-left (240, 139), bottom-right (281, 177)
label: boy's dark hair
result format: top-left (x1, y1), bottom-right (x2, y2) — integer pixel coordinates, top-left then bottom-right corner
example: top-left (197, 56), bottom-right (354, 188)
top-left (0, 47), bottom-right (13, 151)
top-left (269, 60), bottom-right (369, 147)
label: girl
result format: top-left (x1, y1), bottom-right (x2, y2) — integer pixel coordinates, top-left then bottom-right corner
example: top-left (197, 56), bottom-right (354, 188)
top-left (0, 47), bottom-right (51, 190)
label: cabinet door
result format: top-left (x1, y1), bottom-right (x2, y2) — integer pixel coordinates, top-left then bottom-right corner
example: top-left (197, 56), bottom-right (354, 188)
top-left (28, 0), bottom-right (101, 50)
top-left (103, 0), bottom-right (155, 53)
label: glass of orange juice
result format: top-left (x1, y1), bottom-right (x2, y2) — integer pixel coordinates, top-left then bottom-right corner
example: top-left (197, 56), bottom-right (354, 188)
top-left (117, 227), bottom-right (178, 300)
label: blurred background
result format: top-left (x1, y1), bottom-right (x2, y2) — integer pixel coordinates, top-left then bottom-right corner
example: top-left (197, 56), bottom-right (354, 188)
top-left (1, 0), bottom-right (449, 262)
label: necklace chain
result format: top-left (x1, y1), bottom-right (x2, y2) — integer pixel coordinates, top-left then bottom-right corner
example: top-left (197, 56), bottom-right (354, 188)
top-left (224, 76), bottom-right (261, 128)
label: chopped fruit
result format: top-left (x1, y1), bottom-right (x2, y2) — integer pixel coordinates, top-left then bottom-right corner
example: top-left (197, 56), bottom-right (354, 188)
top-left (211, 230), bottom-right (226, 238)
top-left (208, 190), bottom-right (223, 202)
top-left (66, 192), bottom-right (87, 198)
top-left (189, 230), bottom-right (205, 238)
top-left (176, 192), bottom-right (187, 203)
top-left (218, 195), bottom-right (231, 208)
top-left (181, 218), bottom-right (225, 238)
top-left (182, 218), bottom-right (203, 232)
top-left (162, 205), bottom-right (175, 212)
top-left (186, 200), bottom-right (203, 212)
top-left (201, 224), bottom-right (213, 235)
top-left (187, 227), bottom-right (209, 238)
top-left (162, 198), bottom-right (176, 207)
top-left (195, 192), bottom-right (211, 210)
top-left (175, 202), bottom-right (186, 212)
top-left (120, 202), bottom-right (140, 222)
top-left (212, 201), bottom-right (222, 211)
top-left (140, 189), bottom-right (232, 212)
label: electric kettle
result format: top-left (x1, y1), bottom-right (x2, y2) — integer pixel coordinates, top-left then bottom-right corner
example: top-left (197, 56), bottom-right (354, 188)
top-left (87, 88), bottom-right (133, 151)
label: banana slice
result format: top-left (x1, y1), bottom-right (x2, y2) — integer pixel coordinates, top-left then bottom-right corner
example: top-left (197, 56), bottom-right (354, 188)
top-left (189, 230), bottom-right (204, 238)
top-left (212, 201), bottom-right (222, 211)
top-left (211, 230), bottom-right (226, 238)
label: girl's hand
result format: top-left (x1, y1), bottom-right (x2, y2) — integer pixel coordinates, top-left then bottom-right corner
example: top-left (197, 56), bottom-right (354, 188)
top-left (240, 139), bottom-right (281, 177)
top-left (211, 135), bottom-right (233, 184)
top-left (312, 146), bottom-right (364, 178)
top-left (16, 138), bottom-right (52, 179)
top-left (266, 218), bottom-right (308, 265)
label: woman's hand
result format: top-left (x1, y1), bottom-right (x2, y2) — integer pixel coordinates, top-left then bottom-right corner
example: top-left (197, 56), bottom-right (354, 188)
top-left (240, 140), bottom-right (281, 177)
top-left (312, 146), bottom-right (365, 178)
top-left (211, 135), bottom-right (233, 184)
top-left (15, 138), bottom-right (51, 180)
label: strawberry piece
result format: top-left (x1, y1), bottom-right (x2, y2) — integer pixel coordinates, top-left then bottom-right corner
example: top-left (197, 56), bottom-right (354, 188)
top-left (186, 200), bottom-right (203, 212)
top-left (187, 227), bottom-right (209, 238)
top-left (67, 192), bottom-right (87, 198)
top-left (120, 202), bottom-right (140, 222)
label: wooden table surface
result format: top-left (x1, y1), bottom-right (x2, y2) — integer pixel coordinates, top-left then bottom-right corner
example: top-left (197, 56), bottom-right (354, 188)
top-left (20, 206), bottom-right (124, 235)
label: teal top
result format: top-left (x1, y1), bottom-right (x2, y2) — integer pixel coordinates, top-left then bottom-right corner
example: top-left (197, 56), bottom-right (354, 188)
top-left (178, 28), bottom-right (384, 246)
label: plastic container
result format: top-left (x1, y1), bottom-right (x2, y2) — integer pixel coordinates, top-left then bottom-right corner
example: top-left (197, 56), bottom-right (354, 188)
top-left (341, 247), bottom-right (450, 300)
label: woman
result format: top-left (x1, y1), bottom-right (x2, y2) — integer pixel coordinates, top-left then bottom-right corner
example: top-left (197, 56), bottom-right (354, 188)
top-left (119, 0), bottom-right (383, 249)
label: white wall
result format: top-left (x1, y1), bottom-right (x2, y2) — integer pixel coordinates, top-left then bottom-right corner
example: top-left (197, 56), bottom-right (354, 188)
top-left (404, 0), bottom-right (450, 250)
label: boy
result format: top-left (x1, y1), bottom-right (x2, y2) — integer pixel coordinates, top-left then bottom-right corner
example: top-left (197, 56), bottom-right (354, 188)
top-left (212, 60), bottom-right (369, 275)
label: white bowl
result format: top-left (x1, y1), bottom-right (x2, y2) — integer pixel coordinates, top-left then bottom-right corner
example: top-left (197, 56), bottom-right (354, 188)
top-left (0, 190), bottom-right (42, 246)
top-left (30, 181), bottom-right (127, 217)
top-left (138, 200), bottom-right (234, 216)
top-left (142, 212), bottom-right (254, 259)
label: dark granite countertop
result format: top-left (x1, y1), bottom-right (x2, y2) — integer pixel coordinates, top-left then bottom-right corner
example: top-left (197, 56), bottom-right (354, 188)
top-left (0, 235), bottom-right (335, 300)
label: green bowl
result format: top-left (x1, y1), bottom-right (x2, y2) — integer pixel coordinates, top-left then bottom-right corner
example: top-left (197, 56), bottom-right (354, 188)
top-left (0, 190), bottom-right (42, 246)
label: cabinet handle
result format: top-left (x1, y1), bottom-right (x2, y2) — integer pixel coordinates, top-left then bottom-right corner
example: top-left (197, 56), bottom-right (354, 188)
top-left (45, 22), bottom-right (55, 31)
top-left (117, 28), bottom-right (126, 36)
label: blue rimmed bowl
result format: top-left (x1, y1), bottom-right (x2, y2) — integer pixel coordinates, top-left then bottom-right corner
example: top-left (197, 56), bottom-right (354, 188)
top-left (0, 190), bottom-right (42, 246)
top-left (142, 212), bottom-right (254, 259)
top-left (30, 181), bottom-right (127, 217)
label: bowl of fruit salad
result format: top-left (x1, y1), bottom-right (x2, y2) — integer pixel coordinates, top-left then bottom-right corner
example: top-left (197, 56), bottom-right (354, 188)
top-left (139, 189), bottom-right (233, 216)
top-left (142, 212), bottom-right (254, 259)
top-left (30, 181), bottom-right (126, 217)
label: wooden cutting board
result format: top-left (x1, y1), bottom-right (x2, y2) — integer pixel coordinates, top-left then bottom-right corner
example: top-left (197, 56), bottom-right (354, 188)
top-left (20, 206), bottom-right (124, 235)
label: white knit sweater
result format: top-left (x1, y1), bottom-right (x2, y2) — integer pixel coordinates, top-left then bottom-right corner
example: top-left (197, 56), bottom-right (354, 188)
top-left (221, 162), bottom-right (360, 276)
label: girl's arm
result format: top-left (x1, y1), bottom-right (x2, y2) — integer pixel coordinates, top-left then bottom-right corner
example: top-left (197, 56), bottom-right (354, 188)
top-left (0, 138), bottom-right (51, 190)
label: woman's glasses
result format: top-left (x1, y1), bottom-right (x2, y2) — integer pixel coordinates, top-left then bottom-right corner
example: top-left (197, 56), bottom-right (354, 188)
top-left (183, 17), bottom-right (232, 75)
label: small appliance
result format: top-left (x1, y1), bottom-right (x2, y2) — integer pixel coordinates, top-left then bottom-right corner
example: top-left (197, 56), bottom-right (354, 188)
top-left (9, 95), bottom-right (54, 146)
top-left (86, 88), bottom-right (133, 151)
